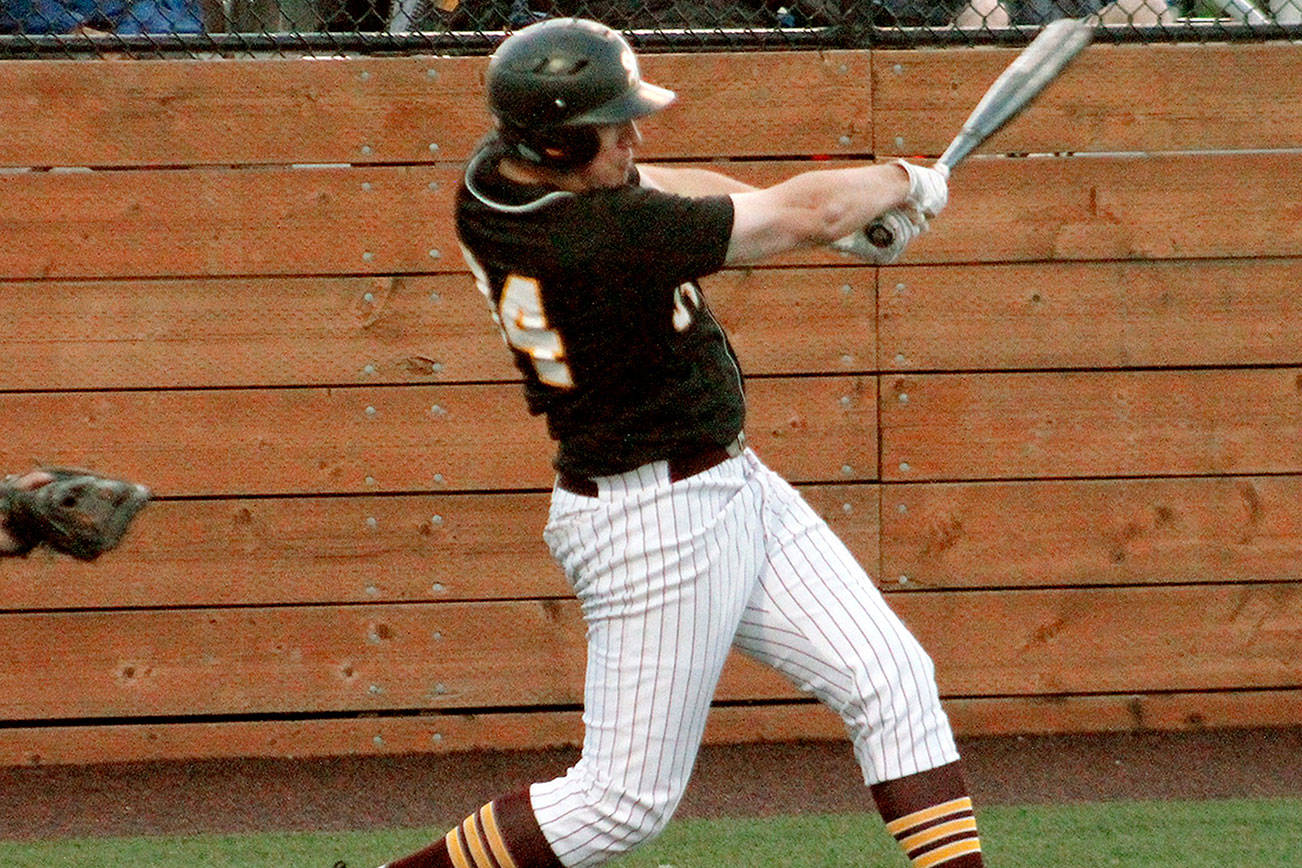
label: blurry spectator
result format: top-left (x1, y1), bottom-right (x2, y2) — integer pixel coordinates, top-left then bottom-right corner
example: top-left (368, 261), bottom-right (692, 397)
top-left (507, 0), bottom-right (547, 25)
top-left (325, 0), bottom-right (392, 31)
top-left (870, 0), bottom-right (1012, 27)
top-left (968, 0), bottom-right (1175, 25)
top-left (2, 0), bottom-right (203, 32)
top-left (385, 0), bottom-right (543, 31)
top-left (873, 0), bottom-right (1173, 26)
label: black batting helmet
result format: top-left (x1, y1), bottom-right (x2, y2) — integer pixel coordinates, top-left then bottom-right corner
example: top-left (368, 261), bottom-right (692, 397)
top-left (486, 18), bottom-right (676, 169)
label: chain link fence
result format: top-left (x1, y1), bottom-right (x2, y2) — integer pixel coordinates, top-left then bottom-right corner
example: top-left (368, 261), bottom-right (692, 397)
top-left (1, 0), bottom-right (1299, 56)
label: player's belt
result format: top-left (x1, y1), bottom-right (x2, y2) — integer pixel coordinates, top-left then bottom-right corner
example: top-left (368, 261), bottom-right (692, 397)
top-left (556, 436), bottom-right (745, 498)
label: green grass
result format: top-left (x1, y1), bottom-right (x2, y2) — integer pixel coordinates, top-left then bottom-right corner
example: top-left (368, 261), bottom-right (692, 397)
top-left (3, 798), bottom-right (1300, 868)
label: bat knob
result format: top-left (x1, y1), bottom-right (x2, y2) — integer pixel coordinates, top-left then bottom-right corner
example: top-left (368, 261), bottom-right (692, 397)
top-left (866, 222), bottom-right (895, 248)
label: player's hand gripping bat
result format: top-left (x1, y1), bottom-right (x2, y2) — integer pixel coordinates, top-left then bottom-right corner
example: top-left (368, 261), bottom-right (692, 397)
top-left (866, 18), bottom-right (1094, 249)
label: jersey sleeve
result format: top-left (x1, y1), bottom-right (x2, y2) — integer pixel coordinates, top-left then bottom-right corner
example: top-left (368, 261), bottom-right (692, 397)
top-left (553, 185), bottom-right (734, 288)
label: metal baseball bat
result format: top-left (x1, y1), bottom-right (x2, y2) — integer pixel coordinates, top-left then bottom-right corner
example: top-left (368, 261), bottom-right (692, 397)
top-left (866, 18), bottom-right (1094, 249)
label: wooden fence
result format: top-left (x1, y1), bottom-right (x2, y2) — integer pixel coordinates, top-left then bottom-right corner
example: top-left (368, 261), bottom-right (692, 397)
top-left (1, 40), bottom-right (1300, 767)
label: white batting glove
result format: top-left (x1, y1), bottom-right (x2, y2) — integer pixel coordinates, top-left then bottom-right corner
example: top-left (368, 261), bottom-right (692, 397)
top-left (830, 208), bottom-right (926, 265)
top-left (897, 159), bottom-right (948, 220)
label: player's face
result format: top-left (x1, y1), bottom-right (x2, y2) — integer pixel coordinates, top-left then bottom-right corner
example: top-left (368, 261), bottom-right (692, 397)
top-left (577, 121), bottom-right (642, 189)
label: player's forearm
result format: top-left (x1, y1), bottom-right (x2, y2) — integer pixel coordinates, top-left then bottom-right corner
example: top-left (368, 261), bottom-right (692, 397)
top-left (769, 163), bottom-right (911, 242)
top-left (724, 162), bottom-right (912, 264)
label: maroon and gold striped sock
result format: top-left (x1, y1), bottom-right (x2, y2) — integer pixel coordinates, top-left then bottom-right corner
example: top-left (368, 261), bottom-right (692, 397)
top-left (871, 762), bottom-right (983, 868)
top-left (381, 789), bottom-right (562, 868)
top-left (883, 795), bottom-right (982, 867)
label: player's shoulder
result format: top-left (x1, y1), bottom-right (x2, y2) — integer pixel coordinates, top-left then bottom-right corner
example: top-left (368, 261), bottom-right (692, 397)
top-left (458, 140), bottom-right (574, 218)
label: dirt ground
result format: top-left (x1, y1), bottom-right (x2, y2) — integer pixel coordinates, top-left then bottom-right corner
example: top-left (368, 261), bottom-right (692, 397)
top-left (2, 725), bottom-right (1300, 841)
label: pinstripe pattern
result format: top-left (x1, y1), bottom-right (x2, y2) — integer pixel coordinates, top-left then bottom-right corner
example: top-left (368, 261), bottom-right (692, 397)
top-left (530, 449), bottom-right (958, 867)
top-left (733, 467), bottom-right (957, 785)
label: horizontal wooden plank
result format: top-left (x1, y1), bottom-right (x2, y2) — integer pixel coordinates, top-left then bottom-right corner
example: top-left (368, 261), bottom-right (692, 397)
top-left (879, 258), bottom-right (1302, 372)
top-left (0, 376), bottom-right (876, 496)
top-left (0, 267), bottom-right (871, 390)
top-left (0, 485), bottom-right (878, 610)
top-left (710, 267), bottom-right (877, 376)
top-left (943, 689), bottom-right (1302, 738)
top-left (0, 704), bottom-right (846, 768)
top-left (880, 369), bottom-right (1302, 481)
top-left (0, 51), bottom-right (870, 169)
top-left (6, 153), bottom-right (1298, 280)
top-left (0, 164), bottom-right (455, 281)
top-left (899, 151), bottom-right (1302, 265)
top-left (0, 274), bottom-right (512, 389)
top-left (2, 586), bottom-right (1297, 720)
top-left (916, 585), bottom-right (1302, 697)
top-left (881, 476), bottom-right (1302, 590)
top-left (875, 42), bottom-right (1302, 158)
top-left (0, 601), bottom-right (797, 720)
top-left (7, 688), bottom-right (1301, 767)
top-left (9, 43), bottom-right (1299, 171)
top-left (0, 56), bottom-right (490, 170)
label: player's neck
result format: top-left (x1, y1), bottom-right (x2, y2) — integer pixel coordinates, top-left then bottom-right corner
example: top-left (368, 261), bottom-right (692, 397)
top-left (499, 156), bottom-right (592, 193)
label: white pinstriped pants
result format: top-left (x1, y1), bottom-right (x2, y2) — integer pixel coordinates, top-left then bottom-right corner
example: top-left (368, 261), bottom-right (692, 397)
top-left (531, 449), bottom-right (958, 867)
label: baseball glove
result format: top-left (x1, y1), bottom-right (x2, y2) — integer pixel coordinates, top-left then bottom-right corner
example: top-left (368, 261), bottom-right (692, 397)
top-left (1, 468), bottom-right (151, 561)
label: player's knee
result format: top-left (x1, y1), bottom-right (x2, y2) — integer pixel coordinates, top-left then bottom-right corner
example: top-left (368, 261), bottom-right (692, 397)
top-left (844, 634), bottom-right (941, 721)
top-left (580, 785), bottom-right (681, 854)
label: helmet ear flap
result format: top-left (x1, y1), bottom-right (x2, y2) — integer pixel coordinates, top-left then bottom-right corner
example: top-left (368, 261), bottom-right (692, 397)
top-left (500, 123), bottom-right (601, 170)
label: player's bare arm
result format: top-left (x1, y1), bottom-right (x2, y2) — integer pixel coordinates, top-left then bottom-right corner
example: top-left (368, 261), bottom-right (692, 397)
top-left (639, 160), bottom-right (946, 266)
top-left (725, 162), bottom-right (915, 264)
top-left (637, 163), bottom-right (757, 196)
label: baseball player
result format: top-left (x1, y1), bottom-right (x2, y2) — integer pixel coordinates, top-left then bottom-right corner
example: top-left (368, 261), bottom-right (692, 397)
top-left (376, 17), bottom-right (981, 868)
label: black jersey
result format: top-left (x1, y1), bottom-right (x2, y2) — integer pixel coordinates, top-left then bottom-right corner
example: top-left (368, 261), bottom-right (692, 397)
top-left (456, 140), bottom-right (746, 478)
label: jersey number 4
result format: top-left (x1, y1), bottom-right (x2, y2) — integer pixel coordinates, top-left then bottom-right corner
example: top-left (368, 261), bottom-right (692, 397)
top-left (463, 247), bottom-right (573, 389)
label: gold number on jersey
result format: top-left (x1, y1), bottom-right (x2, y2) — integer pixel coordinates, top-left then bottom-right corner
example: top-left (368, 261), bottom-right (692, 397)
top-left (673, 283), bottom-right (701, 332)
top-left (500, 274), bottom-right (574, 389)
top-left (460, 246), bottom-right (574, 389)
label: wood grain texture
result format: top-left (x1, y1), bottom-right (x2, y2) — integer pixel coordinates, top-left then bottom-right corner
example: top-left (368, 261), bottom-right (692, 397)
top-left (0, 164), bottom-right (456, 281)
top-left (0, 601), bottom-right (796, 720)
top-left (0, 56), bottom-right (490, 168)
top-left (0, 376), bottom-right (876, 496)
top-left (874, 42), bottom-right (1302, 158)
top-left (2, 586), bottom-right (1296, 720)
top-left (0, 267), bottom-right (870, 390)
top-left (4, 46), bottom-right (1302, 766)
top-left (0, 274), bottom-right (513, 389)
top-left (880, 476), bottom-right (1302, 590)
top-left (895, 151), bottom-right (1302, 265)
top-left (0, 485), bottom-right (877, 610)
top-left (10, 43), bottom-right (1298, 170)
top-left (914, 584), bottom-right (1302, 696)
top-left (8, 688), bottom-right (1300, 766)
top-left (0, 705), bottom-right (845, 767)
top-left (6, 153), bottom-right (1298, 280)
top-left (709, 267), bottom-right (876, 375)
top-left (0, 51), bottom-right (869, 168)
top-left (942, 689), bottom-right (1302, 738)
top-left (878, 258), bottom-right (1302, 372)
top-left (880, 368), bottom-right (1302, 481)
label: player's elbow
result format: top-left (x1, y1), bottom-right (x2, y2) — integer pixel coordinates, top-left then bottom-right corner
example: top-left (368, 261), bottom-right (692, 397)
top-left (727, 193), bottom-right (846, 264)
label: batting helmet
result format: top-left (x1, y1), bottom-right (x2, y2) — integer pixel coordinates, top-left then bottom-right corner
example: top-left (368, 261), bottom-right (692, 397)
top-left (486, 18), bottom-right (676, 169)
